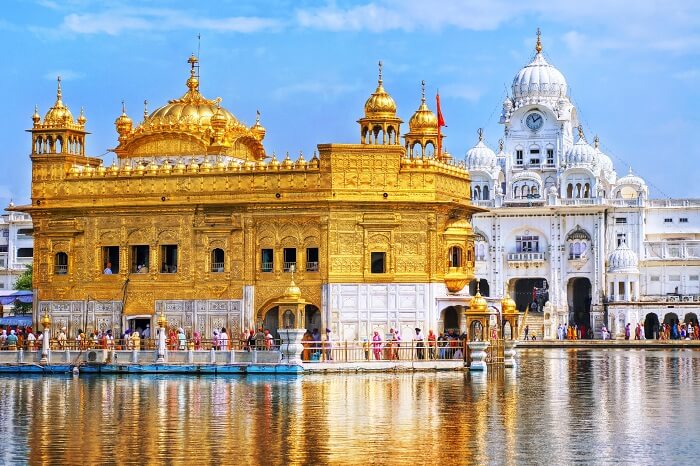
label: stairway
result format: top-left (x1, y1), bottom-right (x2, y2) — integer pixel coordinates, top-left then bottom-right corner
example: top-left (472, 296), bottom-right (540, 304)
top-left (519, 312), bottom-right (545, 340)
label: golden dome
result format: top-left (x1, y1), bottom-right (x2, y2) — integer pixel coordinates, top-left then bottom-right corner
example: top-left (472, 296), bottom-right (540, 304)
top-left (115, 101), bottom-right (133, 136)
top-left (250, 110), bottom-right (266, 140)
top-left (32, 105), bottom-right (41, 125)
top-left (43, 77), bottom-right (75, 125)
top-left (77, 107), bottom-right (87, 125)
top-left (501, 294), bottom-right (516, 314)
top-left (469, 290), bottom-right (488, 313)
top-left (283, 277), bottom-right (302, 300)
top-left (364, 61), bottom-right (397, 117)
top-left (444, 217), bottom-right (474, 237)
top-left (409, 81), bottom-right (438, 133)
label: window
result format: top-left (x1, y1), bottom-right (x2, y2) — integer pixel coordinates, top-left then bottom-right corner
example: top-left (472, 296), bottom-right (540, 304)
top-left (102, 246), bottom-right (119, 274)
top-left (17, 228), bottom-right (33, 236)
top-left (664, 218), bottom-right (673, 223)
top-left (616, 233), bottom-right (627, 247)
top-left (516, 150), bottom-right (523, 165)
top-left (0, 258), bottom-right (5, 268)
top-left (211, 248), bottom-right (225, 272)
top-left (680, 218), bottom-right (689, 223)
top-left (0, 245), bottom-right (7, 253)
top-left (483, 185), bottom-right (490, 200)
top-left (261, 249), bottom-right (273, 272)
top-left (160, 245), bottom-right (178, 273)
top-left (529, 148), bottom-right (540, 166)
top-left (1, 229), bottom-right (8, 238)
top-left (546, 148), bottom-right (554, 165)
top-left (516, 235), bottom-right (539, 253)
top-left (371, 252), bottom-right (386, 273)
top-left (669, 275), bottom-right (681, 282)
top-left (569, 242), bottom-right (587, 259)
top-left (130, 245), bottom-right (150, 273)
top-left (476, 243), bottom-right (486, 261)
top-left (17, 248), bottom-right (33, 258)
top-left (448, 246), bottom-right (463, 267)
top-left (306, 247), bottom-right (319, 272)
top-left (650, 276), bottom-right (660, 282)
top-left (0, 283), bottom-right (3, 289)
top-left (54, 252), bottom-right (68, 275)
top-left (616, 217), bottom-right (627, 224)
top-left (689, 275), bottom-right (699, 281)
top-left (283, 248), bottom-right (297, 272)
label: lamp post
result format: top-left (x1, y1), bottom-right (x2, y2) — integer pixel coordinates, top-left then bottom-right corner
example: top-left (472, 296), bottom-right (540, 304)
top-left (40, 310), bottom-right (51, 364)
top-left (156, 309), bottom-right (167, 364)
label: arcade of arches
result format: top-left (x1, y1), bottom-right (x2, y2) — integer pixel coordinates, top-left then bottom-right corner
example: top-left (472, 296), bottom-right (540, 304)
top-left (643, 312), bottom-right (698, 339)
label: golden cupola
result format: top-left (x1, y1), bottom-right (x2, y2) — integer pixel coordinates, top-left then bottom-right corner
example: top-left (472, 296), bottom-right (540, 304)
top-left (113, 54), bottom-right (265, 161)
top-left (469, 288), bottom-right (488, 313)
top-left (404, 80), bottom-right (443, 158)
top-left (114, 101), bottom-right (133, 144)
top-left (43, 77), bottom-right (75, 127)
top-left (358, 61), bottom-right (402, 145)
top-left (250, 110), bottom-right (266, 140)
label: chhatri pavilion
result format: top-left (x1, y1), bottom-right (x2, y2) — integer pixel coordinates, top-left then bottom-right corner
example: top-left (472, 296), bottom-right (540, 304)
top-left (16, 55), bottom-right (480, 340)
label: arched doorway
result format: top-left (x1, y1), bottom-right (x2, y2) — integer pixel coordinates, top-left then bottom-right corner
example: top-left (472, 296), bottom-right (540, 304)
top-left (468, 279), bottom-right (490, 297)
top-left (442, 306), bottom-right (460, 333)
top-left (513, 278), bottom-right (549, 312)
top-left (305, 305), bottom-right (321, 332)
top-left (644, 313), bottom-right (660, 339)
top-left (262, 306), bottom-right (280, 338)
top-left (502, 320), bottom-right (513, 340)
top-left (663, 312), bottom-right (679, 326)
top-left (684, 313), bottom-right (698, 326)
top-left (569, 277), bottom-right (592, 328)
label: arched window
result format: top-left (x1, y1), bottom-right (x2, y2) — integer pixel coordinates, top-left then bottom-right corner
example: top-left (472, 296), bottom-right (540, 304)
top-left (523, 185), bottom-right (530, 197)
top-left (474, 185), bottom-right (481, 200)
top-left (476, 242), bottom-right (487, 261)
top-left (211, 248), bottom-right (225, 272)
top-left (567, 184), bottom-right (573, 198)
top-left (531, 185), bottom-right (539, 197)
top-left (575, 183), bottom-right (582, 198)
top-left (483, 185), bottom-right (490, 200)
top-left (583, 183), bottom-right (590, 198)
top-left (448, 246), bottom-right (463, 267)
top-left (514, 186), bottom-right (520, 199)
top-left (55, 252), bottom-right (68, 275)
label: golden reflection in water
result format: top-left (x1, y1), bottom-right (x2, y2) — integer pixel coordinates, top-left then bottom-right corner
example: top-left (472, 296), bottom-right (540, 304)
top-left (6, 349), bottom-right (700, 465)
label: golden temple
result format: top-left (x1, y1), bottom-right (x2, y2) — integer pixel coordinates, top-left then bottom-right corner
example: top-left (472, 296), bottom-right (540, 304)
top-left (15, 56), bottom-right (479, 339)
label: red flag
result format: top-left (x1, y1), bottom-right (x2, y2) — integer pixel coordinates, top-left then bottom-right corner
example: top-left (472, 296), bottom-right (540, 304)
top-left (436, 91), bottom-right (446, 159)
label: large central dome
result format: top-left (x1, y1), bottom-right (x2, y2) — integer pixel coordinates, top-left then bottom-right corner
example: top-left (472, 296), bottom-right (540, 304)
top-left (511, 32), bottom-right (567, 100)
top-left (113, 54), bottom-right (265, 161)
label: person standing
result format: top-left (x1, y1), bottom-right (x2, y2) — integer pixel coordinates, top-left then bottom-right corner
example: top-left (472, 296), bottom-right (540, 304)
top-left (371, 331), bottom-right (382, 360)
top-left (26, 331), bottom-right (36, 351)
top-left (413, 328), bottom-right (424, 360)
top-left (524, 325), bottom-right (529, 341)
top-left (427, 330), bottom-right (437, 360)
top-left (625, 323), bottom-right (631, 340)
top-left (219, 327), bottom-right (229, 351)
top-left (323, 328), bottom-right (333, 361)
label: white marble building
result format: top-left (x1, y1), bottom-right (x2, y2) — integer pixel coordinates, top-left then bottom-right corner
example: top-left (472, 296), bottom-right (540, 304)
top-left (0, 208), bottom-right (33, 291)
top-left (462, 34), bottom-right (700, 338)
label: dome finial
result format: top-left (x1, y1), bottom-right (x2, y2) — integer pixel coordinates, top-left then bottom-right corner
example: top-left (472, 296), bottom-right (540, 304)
top-left (256, 109), bottom-right (261, 124)
top-left (56, 75), bottom-right (62, 101)
top-left (478, 128), bottom-right (484, 142)
top-left (143, 99), bottom-right (148, 121)
top-left (498, 138), bottom-right (504, 152)
top-left (378, 60), bottom-right (383, 85)
top-left (421, 80), bottom-right (426, 103)
top-left (577, 125), bottom-right (584, 140)
top-left (536, 27), bottom-right (542, 53)
top-left (594, 135), bottom-right (600, 149)
top-left (121, 100), bottom-right (126, 115)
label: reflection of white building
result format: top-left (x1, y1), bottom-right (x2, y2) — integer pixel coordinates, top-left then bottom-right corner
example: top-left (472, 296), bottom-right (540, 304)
top-left (0, 207), bottom-right (34, 290)
top-left (464, 32), bottom-right (700, 338)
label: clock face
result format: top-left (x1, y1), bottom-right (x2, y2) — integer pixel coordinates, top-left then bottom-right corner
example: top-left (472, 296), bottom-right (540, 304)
top-left (526, 112), bottom-right (544, 131)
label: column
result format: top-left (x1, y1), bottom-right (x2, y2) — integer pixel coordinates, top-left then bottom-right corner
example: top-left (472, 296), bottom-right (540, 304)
top-left (624, 281), bottom-right (631, 302)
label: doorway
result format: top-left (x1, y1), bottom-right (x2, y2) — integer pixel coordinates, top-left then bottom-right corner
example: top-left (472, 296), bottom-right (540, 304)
top-left (128, 318), bottom-right (152, 336)
top-left (262, 306), bottom-right (280, 338)
top-left (644, 313), bottom-right (660, 339)
top-left (305, 305), bottom-right (321, 332)
top-left (570, 277), bottom-right (592, 329)
top-left (513, 278), bottom-right (549, 312)
top-left (443, 307), bottom-right (460, 332)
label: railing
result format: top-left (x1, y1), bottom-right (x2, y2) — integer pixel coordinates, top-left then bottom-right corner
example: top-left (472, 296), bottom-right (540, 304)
top-left (608, 198), bottom-right (641, 207)
top-left (305, 261), bottom-right (319, 272)
top-left (283, 261), bottom-right (296, 272)
top-left (503, 198), bottom-right (545, 207)
top-left (472, 199), bottom-right (495, 208)
top-left (639, 294), bottom-right (700, 303)
top-left (559, 198), bottom-right (601, 206)
top-left (211, 262), bottom-right (224, 272)
top-left (644, 241), bottom-right (700, 260)
top-left (261, 262), bottom-right (273, 272)
top-left (301, 339), bottom-right (468, 363)
top-left (647, 199), bottom-right (700, 207)
top-left (54, 264), bottom-right (68, 275)
top-left (507, 252), bottom-right (545, 262)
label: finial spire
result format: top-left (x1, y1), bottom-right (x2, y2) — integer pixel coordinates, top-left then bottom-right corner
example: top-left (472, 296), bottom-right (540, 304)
top-left (536, 27), bottom-right (542, 53)
top-left (256, 109), bottom-right (261, 124)
top-left (143, 99), bottom-right (148, 120)
top-left (121, 100), bottom-right (126, 114)
top-left (577, 125), bottom-right (584, 140)
top-left (378, 60), bottom-right (383, 84)
top-left (478, 128), bottom-right (484, 142)
top-left (594, 135), bottom-right (599, 149)
top-left (56, 75), bottom-right (62, 100)
top-left (421, 80), bottom-right (426, 103)
top-left (499, 138), bottom-right (504, 152)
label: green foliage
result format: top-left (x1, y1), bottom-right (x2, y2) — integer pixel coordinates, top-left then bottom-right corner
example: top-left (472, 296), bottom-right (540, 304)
top-left (14, 265), bottom-right (32, 291)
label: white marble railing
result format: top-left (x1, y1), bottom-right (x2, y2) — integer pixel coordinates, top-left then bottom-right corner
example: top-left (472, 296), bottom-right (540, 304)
top-left (647, 199), bottom-right (700, 207)
top-left (645, 241), bottom-right (700, 259)
top-left (507, 252), bottom-right (546, 262)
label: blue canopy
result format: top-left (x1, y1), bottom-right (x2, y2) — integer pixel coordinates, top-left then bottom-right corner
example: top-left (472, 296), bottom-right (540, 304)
top-left (0, 315), bottom-right (33, 326)
top-left (0, 290), bottom-right (33, 306)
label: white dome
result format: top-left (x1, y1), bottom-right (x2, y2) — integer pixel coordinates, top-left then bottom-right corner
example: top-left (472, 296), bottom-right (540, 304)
top-left (466, 130), bottom-right (497, 171)
top-left (565, 132), bottom-right (598, 168)
top-left (512, 52), bottom-right (567, 100)
top-left (616, 169), bottom-right (646, 188)
top-left (608, 243), bottom-right (639, 273)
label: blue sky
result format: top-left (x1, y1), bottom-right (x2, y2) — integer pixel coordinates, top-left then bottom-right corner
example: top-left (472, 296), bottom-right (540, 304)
top-left (2, 0), bottom-right (700, 205)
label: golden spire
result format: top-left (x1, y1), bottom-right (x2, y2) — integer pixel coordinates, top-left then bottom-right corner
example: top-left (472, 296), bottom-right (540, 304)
top-left (378, 60), bottom-right (383, 85)
top-left (535, 27), bottom-right (542, 53)
top-left (32, 104), bottom-right (40, 124)
top-left (56, 75), bottom-right (63, 103)
top-left (143, 99), bottom-right (148, 121)
top-left (421, 79), bottom-right (426, 103)
top-left (186, 54), bottom-right (200, 92)
top-left (78, 106), bottom-right (86, 125)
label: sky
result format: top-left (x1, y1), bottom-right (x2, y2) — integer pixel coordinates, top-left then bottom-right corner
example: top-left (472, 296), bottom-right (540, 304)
top-left (2, 0), bottom-right (700, 206)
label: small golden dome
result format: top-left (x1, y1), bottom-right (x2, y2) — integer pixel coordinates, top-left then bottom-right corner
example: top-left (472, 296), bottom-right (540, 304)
top-left (96, 164), bottom-right (106, 176)
top-left (173, 158), bottom-right (186, 174)
top-left (135, 163), bottom-right (145, 175)
top-left (501, 294), bottom-right (516, 314)
top-left (269, 153), bottom-right (280, 169)
top-left (200, 158), bottom-right (213, 173)
top-left (309, 151), bottom-right (320, 169)
top-left (160, 159), bottom-right (173, 174)
top-left (364, 61), bottom-right (397, 117)
top-left (281, 152), bottom-right (293, 169)
top-left (146, 161), bottom-right (158, 175)
top-left (283, 277), bottom-right (302, 300)
top-left (409, 81), bottom-right (438, 133)
top-left (187, 160), bottom-right (199, 173)
top-left (115, 101), bottom-right (133, 136)
top-left (251, 110), bottom-right (266, 140)
top-left (295, 152), bottom-right (307, 168)
top-left (469, 290), bottom-right (488, 313)
top-left (32, 105), bottom-right (41, 125)
top-left (121, 163), bottom-right (133, 175)
top-left (215, 157), bottom-right (226, 171)
top-left (77, 107), bottom-right (87, 125)
top-left (211, 104), bottom-right (227, 128)
top-left (108, 161), bottom-right (119, 176)
top-left (44, 76), bottom-right (75, 125)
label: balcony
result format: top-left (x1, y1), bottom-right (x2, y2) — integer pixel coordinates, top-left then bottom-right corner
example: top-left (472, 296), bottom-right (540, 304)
top-left (443, 267), bottom-right (470, 293)
top-left (472, 199), bottom-right (494, 208)
top-left (306, 261), bottom-right (319, 272)
top-left (503, 198), bottom-right (545, 207)
top-left (54, 264), bottom-right (68, 275)
top-left (645, 241), bottom-right (700, 260)
top-left (507, 252), bottom-right (546, 267)
top-left (211, 262), bottom-right (224, 273)
top-left (283, 261), bottom-right (296, 272)
top-left (559, 198), bottom-right (602, 206)
top-left (261, 262), bottom-right (273, 273)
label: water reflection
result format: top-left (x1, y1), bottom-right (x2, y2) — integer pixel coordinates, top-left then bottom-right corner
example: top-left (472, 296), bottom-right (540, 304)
top-left (1, 349), bottom-right (699, 464)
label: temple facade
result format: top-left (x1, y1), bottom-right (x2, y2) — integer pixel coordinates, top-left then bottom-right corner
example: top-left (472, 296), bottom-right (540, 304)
top-left (17, 57), bottom-right (479, 340)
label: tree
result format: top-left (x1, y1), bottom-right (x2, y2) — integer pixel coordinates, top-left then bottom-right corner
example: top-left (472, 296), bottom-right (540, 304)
top-left (12, 265), bottom-right (32, 314)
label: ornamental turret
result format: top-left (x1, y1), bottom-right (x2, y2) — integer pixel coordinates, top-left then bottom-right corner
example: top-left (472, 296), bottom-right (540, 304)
top-left (403, 80), bottom-right (442, 159)
top-left (357, 61), bottom-right (402, 145)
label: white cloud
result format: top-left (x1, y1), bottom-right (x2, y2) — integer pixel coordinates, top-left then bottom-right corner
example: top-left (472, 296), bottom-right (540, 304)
top-left (53, 7), bottom-right (282, 36)
top-left (272, 81), bottom-right (360, 100)
top-left (43, 69), bottom-right (84, 81)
